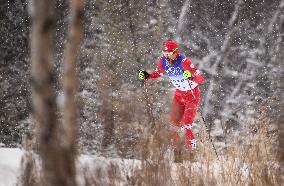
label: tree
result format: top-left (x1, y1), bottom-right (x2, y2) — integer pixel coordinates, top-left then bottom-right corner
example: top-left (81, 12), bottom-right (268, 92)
top-left (30, 0), bottom-right (84, 185)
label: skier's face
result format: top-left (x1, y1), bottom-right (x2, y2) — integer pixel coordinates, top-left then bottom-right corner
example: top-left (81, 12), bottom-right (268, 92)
top-left (165, 53), bottom-right (177, 65)
top-left (163, 49), bottom-right (178, 64)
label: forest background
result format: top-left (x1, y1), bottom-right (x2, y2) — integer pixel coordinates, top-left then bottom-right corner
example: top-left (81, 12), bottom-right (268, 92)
top-left (0, 0), bottom-right (283, 165)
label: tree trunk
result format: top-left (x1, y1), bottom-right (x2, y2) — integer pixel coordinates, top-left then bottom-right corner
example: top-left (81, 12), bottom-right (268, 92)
top-left (31, 0), bottom-right (84, 185)
top-left (31, 0), bottom-right (63, 185)
top-left (62, 0), bottom-right (85, 184)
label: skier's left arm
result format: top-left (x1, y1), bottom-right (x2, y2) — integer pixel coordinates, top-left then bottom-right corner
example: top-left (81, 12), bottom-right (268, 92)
top-left (182, 58), bottom-right (205, 84)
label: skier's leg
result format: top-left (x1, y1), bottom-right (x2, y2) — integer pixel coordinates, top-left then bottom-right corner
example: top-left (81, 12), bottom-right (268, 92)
top-left (181, 110), bottom-right (198, 150)
top-left (169, 91), bottom-right (185, 147)
top-left (185, 128), bottom-right (197, 150)
top-left (180, 87), bottom-right (200, 151)
top-left (169, 94), bottom-right (185, 126)
top-left (169, 93), bottom-right (185, 162)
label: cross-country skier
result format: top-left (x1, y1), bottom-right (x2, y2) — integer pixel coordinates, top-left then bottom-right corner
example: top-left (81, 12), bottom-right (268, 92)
top-left (138, 40), bottom-right (205, 160)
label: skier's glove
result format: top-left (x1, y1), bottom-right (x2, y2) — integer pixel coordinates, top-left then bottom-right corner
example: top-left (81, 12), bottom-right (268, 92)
top-left (138, 70), bottom-right (149, 80)
top-left (183, 70), bottom-right (192, 79)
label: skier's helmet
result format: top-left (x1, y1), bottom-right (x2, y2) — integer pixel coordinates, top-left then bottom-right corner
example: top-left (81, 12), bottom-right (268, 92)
top-left (162, 40), bottom-right (179, 57)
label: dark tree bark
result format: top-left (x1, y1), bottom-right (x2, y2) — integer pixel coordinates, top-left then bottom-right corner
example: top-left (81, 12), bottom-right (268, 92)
top-left (31, 0), bottom-right (84, 185)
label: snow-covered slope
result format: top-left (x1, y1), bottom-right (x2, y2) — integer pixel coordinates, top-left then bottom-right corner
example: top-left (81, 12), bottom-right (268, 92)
top-left (0, 147), bottom-right (275, 186)
top-left (0, 148), bottom-right (24, 186)
top-left (0, 148), bottom-right (208, 185)
top-left (0, 148), bottom-right (142, 186)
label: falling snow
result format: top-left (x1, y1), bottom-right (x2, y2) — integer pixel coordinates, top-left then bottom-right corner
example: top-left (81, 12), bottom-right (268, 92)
top-left (0, 0), bottom-right (284, 185)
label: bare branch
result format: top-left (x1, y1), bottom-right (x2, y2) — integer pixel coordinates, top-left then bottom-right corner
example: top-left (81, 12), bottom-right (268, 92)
top-left (268, 0), bottom-right (284, 33)
top-left (176, 0), bottom-right (191, 42)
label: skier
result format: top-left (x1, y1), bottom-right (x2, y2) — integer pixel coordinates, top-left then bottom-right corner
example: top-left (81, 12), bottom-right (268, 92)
top-left (138, 40), bottom-right (205, 160)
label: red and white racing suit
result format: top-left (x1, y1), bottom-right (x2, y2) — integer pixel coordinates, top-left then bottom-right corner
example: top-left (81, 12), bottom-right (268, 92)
top-left (148, 53), bottom-right (205, 150)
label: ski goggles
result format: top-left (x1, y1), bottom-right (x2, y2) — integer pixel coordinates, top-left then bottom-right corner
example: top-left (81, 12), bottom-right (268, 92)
top-left (162, 48), bottom-right (177, 57)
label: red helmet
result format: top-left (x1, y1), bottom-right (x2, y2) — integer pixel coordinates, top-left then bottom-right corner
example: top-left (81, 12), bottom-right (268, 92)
top-left (163, 40), bottom-right (179, 53)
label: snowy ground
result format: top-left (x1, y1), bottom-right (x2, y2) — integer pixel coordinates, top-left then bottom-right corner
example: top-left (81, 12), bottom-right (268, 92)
top-left (0, 147), bottom-right (251, 186)
top-left (0, 148), bottom-right (201, 186)
top-left (0, 148), bottom-right (24, 186)
top-left (0, 148), bottom-right (142, 186)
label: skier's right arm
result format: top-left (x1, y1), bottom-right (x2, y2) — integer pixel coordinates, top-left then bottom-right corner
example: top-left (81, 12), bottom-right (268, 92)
top-left (139, 58), bottom-right (165, 80)
top-left (148, 58), bottom-right (165, 79)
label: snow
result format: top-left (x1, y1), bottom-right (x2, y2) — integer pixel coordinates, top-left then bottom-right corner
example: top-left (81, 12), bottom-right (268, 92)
top-left (0, 148), bottom-right (23, 186)
top-left (0, 147), bottom-right (276, 185)
top-left (0, 148), bottom-right (142, 186)
top-left (0, 148), bottom-right (212, 185)
top-left (76, 154), bottom-right (141, 186)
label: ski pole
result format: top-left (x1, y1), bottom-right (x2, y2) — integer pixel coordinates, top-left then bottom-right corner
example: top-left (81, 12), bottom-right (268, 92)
top-left (143, 79), bottom-right (155, 129)
top-left (186, 79), bottom-right (220, 160)
top-left (198, 107), bottom-right (220, 160)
